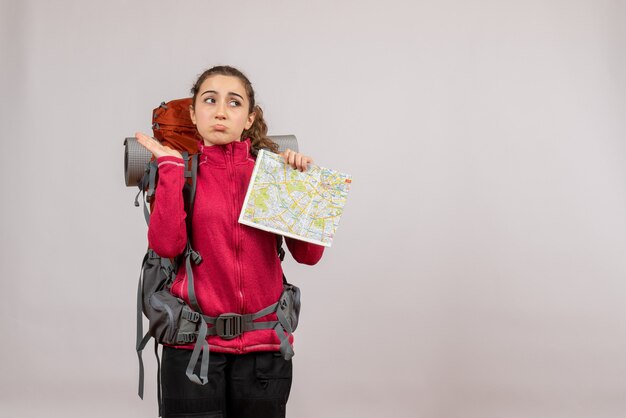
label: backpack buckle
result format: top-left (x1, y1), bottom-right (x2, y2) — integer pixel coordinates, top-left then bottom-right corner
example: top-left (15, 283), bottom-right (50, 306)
top-left (186, 247), bottom-right (203, 265)
top-left (215, 314), bottom-right (243, 340)
top-left (181, 308), bottom-right (200, 323)
top-left (176, 332), bottom-right (197, 344)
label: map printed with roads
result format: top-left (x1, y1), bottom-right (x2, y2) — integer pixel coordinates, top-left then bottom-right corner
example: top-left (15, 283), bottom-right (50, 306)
top-left (239, 150), bottom-right (352, 247)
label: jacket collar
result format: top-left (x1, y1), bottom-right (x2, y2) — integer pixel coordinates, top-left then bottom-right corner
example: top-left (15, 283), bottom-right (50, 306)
top-left (198, 138), bottom-right (253, 166)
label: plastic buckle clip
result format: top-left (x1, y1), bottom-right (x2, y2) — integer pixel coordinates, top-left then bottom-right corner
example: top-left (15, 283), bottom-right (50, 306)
top-left (176, 332), bottom-right (197, 344)
top-left (182, 308), bottom-right (200, 323)
top-left (186, 247), bottom-right (203, 265)
top-left (215, 314), bottom-right (243, 340)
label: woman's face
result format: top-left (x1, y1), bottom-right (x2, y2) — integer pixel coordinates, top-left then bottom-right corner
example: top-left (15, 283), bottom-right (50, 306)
top-left (190, 74), bottom-right (255, 147)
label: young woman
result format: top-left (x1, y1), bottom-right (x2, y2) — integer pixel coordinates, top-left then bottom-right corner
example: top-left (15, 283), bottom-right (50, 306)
top-left (136, 65), bottom-right (324, 418)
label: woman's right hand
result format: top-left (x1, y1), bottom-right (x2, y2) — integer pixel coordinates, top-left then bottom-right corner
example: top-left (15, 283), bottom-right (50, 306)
top-left (135, 132), bottom-right (183, 159)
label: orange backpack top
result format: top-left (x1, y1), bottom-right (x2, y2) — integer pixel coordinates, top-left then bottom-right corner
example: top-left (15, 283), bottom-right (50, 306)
top-left (152, 98), bottom-right (201, 155)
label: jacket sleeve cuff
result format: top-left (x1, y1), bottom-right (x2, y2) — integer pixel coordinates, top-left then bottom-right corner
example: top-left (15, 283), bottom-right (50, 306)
top-left (156, 155), bottom-right (185, 168)
top-left (285, 237), bottom-right (325, 265)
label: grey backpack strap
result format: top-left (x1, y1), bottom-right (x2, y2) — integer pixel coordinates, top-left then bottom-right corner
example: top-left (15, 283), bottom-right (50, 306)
top-left (185, 153), bottom-right (198, 201)
top-left (154, 340), bottom-right (162, 417)
top-left (142, 159), bottom-right (158, 224)
top-left (136, 331), bottom-right (151, 399)
top-left (181, 153), bottom-right (209, 386)
top-left (273, 237), bottom-right (294, 359)
top-left (185, 244), bottom-right (203, 313)
top-left (133, 160), bottom-right (158, 226)
top-left (146, 160), bottom-right (158, 203)
top-left (274, 303), bottom-right (295, 360)
top-left (276, 235), bottom-right (285, 262)
top-left (183, 154), bottom-right (203, 313)
top-left (136, 252), bottom-right (151, 399)
top-left (185, 317), bottom-right (210, 385)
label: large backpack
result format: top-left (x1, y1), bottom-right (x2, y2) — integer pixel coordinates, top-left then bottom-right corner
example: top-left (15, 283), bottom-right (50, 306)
top-left (129, 98), bottom-right (301, 410)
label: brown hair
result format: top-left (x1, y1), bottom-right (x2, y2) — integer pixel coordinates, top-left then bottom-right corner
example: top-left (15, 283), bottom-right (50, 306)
top-left (190, 65), bottom-right (279, 153)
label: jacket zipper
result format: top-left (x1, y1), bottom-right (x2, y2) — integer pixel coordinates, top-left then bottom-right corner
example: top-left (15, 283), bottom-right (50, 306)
top-left (226, 146), bottom-right (245, 352)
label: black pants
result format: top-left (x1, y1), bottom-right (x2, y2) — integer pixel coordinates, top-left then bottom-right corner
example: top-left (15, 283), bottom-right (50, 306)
top-left (161, 346), bottom-right (293, 418)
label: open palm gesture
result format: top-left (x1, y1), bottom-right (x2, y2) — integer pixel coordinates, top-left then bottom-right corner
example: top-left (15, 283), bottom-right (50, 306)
top-left (135, 132), bottom-right (183, 159)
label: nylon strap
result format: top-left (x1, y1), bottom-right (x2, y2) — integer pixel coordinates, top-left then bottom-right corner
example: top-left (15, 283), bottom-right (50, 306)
top-left (136, 331), bottom-right (151, 399)
top-left (200, 302), bottom-right (279, 326)
top-left (185, 245), bottom-right (202, 313)
top-left (202, 318), bottom-right (280, 336)
top-left (136, 251), bottom-right (149, 399)
top-left (252, 302), bottom-right (279, 319)
top-left (185, 318), bottom-right (210, 385)
top-left (275, 302), bottom-right (293, 334)
top-left (276, 235), bottom-right (285, 262)
top-left (273, 237), bottom-right (294, 359)
top-left (186, 154), bottom-right (198, 232)
top-left (147, 160), bottom-right (158, 202)
top-left (142, 194), bottom-right (150, 226)
top-left (184, 154), bottom-right (203, 313)
top-left (275, 302), bottom-right (294, 359)
top-left (274, 322), bottom-right (294, 360)
top-left (198, 301), bottom-right (288, 342)
top-left (155, 340), bottom-right (162, 417)
top-left (140, 161), bottom-right (158, 226)
top-left (182, 152), bottom-right (209, 386)
top-left (134, 188), bottom-right (142, 208)
top-left (160, 257), bottom-right (174, 285)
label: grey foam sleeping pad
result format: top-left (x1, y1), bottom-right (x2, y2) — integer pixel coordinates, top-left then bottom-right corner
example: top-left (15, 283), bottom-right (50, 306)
top-left (123, 134), bottom-right (299, 187)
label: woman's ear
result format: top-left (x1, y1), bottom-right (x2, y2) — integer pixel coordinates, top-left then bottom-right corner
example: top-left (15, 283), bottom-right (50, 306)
top-left (189, 105), bottom-right (196, 125)
top-left (245, 111), bottom-right (256, 130)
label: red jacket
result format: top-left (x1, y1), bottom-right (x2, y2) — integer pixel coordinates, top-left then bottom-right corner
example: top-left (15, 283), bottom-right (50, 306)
top-left (148, 139), bottom-right (324, 354)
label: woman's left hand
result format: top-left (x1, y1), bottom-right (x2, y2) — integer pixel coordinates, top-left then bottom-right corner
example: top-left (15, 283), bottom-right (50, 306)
top-left (280, 149), bottom-right (313, 172)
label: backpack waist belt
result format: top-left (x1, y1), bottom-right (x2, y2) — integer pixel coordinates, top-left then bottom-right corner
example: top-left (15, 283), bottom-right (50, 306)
top-left (176, 300), bottom-right (292, 348)
top-left (211, 300), bottom-right (283, 338)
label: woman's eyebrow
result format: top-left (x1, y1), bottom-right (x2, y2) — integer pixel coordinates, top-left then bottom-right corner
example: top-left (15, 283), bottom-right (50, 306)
top-left (228, 92), bottom-right (244, 100)
top-left (201, 90), bottom-right (244, 100)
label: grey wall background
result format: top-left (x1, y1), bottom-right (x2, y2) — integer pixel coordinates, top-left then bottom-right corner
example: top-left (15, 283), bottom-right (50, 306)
top-left (1, 0), bottom-right (625, 417)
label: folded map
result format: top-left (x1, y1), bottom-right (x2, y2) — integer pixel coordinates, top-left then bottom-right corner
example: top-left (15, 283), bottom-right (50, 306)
top-left (239, 149), bottom-right (352, 247)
